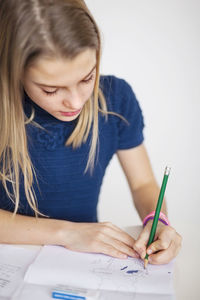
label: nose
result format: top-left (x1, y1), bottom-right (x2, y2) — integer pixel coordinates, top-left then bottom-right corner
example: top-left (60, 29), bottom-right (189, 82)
top-left (62, 88), bottom-right (83, 110)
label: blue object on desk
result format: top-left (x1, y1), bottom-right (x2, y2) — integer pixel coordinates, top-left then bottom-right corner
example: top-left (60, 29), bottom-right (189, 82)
top-left (52, 291), bottom-right (86, 300)
top-left (51, 284), bottom-right (100, 300)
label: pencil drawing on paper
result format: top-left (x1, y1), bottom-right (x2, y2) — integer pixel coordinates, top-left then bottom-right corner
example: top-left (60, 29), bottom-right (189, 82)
top-left (89, 256), bottom-right (149, 292)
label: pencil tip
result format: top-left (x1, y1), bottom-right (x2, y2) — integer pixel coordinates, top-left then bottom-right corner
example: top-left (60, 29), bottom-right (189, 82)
top-left (144, 258), bottom-right (148, 269)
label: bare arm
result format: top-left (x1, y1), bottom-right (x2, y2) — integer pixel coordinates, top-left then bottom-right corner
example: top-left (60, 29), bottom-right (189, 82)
top-left (0, 209), bottom-right (139, 259)
top-left (117, 144), bottom-right (167, 220)
top-left (0, 209), bottom-right (66, 245)
top-left (117, 144), bottom-right (182, 264)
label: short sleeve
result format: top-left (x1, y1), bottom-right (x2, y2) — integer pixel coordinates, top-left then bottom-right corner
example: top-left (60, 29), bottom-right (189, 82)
top-left (115, 78), bottom-right (145, 150)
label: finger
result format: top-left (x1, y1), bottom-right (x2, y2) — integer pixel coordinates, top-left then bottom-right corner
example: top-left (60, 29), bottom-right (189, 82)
top-left (101, 234), bottom-right (140, 258)
top-left (148, 231), bottom-right (182, 265)
top-left (148, 240), bottom-right (181, 265)
top-left (100, 222), bottom-right (136, 249)
top-left (95, 241), bottom-right (130, 259)
top-left (147, 226), bottom-right (176, 255)
top-left (133, 226), bottom-right (150, 259)
top-left (146, 239), bottom-right (170, 257)
top-left (101, 222), bottom-right (136, 243)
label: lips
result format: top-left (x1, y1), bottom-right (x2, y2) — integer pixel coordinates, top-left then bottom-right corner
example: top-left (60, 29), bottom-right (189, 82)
top-left (60, 109), bottom-right (81, 117)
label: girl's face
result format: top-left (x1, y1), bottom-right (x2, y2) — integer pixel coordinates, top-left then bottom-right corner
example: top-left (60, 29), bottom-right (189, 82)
top-left (23, 48), bottom-right (97, 122)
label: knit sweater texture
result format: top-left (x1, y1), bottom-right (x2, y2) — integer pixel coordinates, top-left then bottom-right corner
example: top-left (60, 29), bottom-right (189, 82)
top-left (0, 75), bottom-right (144, 222)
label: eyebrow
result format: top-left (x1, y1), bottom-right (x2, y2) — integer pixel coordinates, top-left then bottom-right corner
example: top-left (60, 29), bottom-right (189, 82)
top-left (33, 64), bottom-right (96, 88)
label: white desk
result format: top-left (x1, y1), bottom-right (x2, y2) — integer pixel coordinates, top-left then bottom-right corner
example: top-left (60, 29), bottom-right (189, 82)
top-left (2, 224), bottom-right (199, 300)
top-left (173, 223), bottom-right (199, 300)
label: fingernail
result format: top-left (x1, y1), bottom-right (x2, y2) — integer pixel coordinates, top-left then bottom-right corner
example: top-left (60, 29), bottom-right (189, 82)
top-left (147, 249), bottom-right (153, 255)
top-left (140, 252), bottom-right (145, 259)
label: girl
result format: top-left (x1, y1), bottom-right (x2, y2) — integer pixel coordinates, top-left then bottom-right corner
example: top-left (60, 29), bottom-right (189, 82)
top-left (0, 0), bottom-right (181, 264)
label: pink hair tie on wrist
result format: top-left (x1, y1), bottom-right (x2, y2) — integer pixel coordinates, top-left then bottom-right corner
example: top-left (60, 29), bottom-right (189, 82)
top-left (143, 211), bottom-right (170, 227)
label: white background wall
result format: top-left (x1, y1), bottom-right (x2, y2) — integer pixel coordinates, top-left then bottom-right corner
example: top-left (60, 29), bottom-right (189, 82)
top-left (85, 0), bottom-right (200, 231)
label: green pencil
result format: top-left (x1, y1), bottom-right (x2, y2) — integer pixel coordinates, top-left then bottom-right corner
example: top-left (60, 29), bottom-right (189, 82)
top-left (144, 166), bottom-right (171, 269)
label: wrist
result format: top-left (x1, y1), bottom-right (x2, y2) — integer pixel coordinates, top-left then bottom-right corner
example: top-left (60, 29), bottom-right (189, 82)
top-left (143, 211), bottom-right (170, 227)
top-left (55, 220), bottom-right (76, 246)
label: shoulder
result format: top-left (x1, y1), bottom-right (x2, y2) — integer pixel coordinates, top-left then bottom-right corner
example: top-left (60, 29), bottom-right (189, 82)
top-left (99, 75), bottom-right (133, 100)
top-left (99, 75), bottom-right (141, 115)
top-left (99, 75), bottom-right (145, 149)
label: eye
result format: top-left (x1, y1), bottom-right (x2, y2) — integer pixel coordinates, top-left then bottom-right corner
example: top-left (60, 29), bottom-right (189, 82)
top-left (43, 90), bottom-right (58, 96)
top-left (82, 74), bottom-right (94, 84)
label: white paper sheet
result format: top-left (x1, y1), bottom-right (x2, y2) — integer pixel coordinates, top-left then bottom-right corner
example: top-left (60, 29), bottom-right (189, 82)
top-left (0, 245), bottom-right (39, 299)
top-left (24, 245), bottom-right (174, 295)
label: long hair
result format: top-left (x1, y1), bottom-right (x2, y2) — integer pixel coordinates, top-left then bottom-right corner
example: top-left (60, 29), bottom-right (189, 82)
top-left (0, 0), bottom-right (108, 216)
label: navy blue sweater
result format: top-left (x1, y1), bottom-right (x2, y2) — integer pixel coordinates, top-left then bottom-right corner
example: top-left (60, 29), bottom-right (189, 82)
top-left (0, 76), bottom-right (144, 222)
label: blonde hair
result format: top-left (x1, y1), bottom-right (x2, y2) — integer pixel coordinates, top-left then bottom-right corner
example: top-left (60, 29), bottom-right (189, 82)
top-left (0, 0), bottom-right (109, 216)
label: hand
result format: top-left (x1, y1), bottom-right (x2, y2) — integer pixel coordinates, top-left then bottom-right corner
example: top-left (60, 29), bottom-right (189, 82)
top-left (133, 220), bottom-right (182, 264)
top-left (60, 221), bottom-right (140, 259)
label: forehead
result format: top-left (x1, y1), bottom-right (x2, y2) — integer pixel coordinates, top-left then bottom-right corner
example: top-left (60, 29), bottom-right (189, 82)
top-left (26, 48), bottom-right (96, 86)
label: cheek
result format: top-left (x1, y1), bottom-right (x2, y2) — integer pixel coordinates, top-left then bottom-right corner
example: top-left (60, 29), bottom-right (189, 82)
top-left (81, 83), bottom-right (95, 101)
top-left (31, 96), bottom-right (48, 110)
top-left (25, 86), bottom-right (52, 110)
top-left (24, 83), bottom-right (43, 104)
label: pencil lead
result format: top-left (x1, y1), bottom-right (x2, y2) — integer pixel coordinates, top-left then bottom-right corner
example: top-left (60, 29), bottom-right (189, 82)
top-left (144, 258), bottom-right (148, 269)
